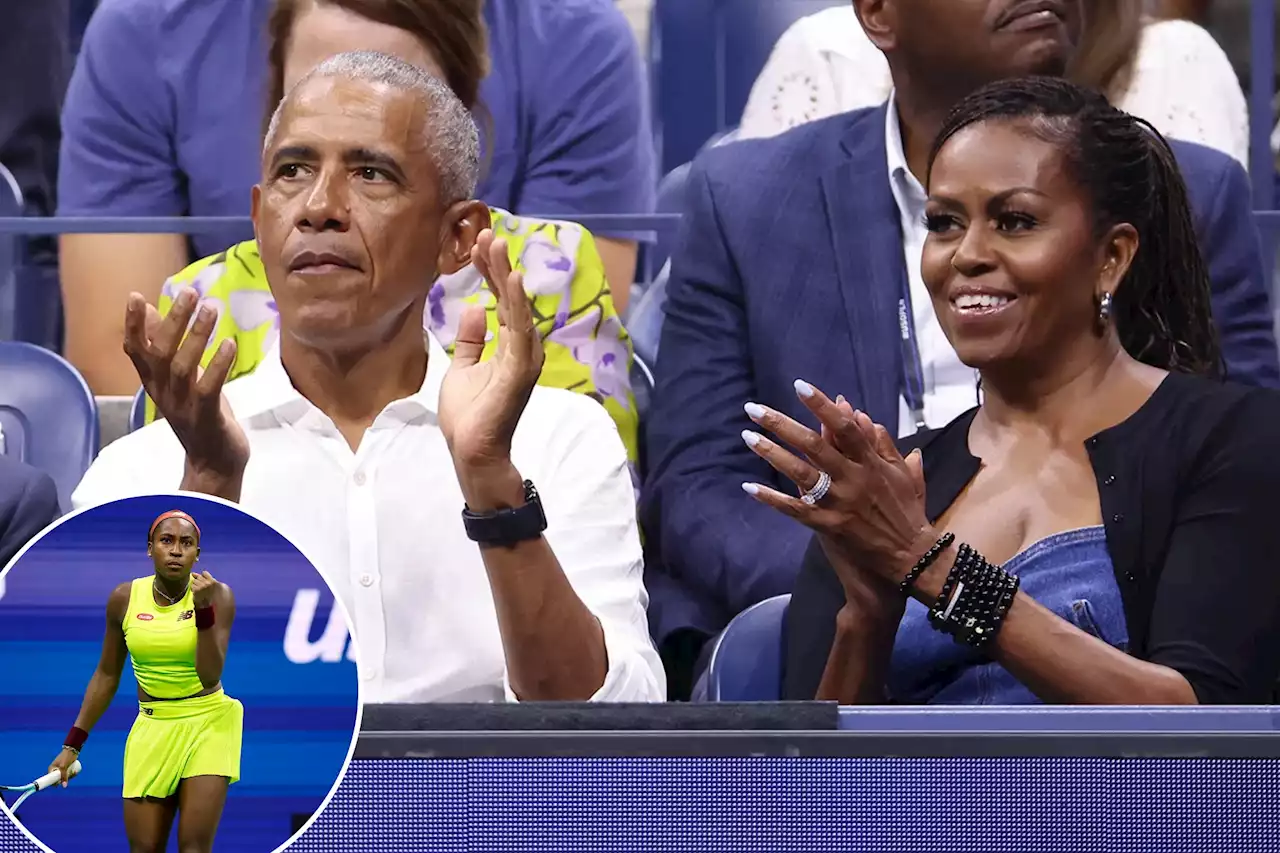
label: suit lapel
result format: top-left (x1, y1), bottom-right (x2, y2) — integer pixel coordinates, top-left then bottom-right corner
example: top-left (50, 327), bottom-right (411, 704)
top-left (819, 104), bottom-right (908, 434)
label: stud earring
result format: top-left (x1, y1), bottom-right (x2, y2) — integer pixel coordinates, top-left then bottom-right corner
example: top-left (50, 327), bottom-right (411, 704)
top-left (1098, 292), bottom-right (1113, 324)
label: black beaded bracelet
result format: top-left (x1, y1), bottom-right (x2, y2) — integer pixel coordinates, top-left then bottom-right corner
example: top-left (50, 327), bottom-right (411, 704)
top-left (928, 544), bottom-right (1020, 650)
top-left (929, 544), bottom-right (972, 620)
top-left (899, 532), bottom-right (956, 594)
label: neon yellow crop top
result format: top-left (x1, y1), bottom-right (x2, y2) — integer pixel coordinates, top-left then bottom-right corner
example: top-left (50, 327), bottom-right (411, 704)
top-left (121, 577), bottom-right (206, 699)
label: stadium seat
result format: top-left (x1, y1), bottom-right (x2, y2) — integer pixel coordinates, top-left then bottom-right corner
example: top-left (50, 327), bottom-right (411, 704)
top-left (0, 342), bottom-right (98, 510)
top-left (628, 262), bottom-right (667, 368)
top-left (0, 163), bottom-right (20, 341)
top-left (701, 594), bottom-right (791, 701)
top-left (630, 353), bottom-right (655, 482)
top-left (631, 353), bottom-right (655, 423)
top-left (650, 0), bottom-right (845, 172)
top-left (650, 161), bottom-right (693, 278)
top-left (129, 388), bottom-right (148, 433)
top-left (628, 152), bottom-right (712, 365)
top-left (0, 160), bottom-right (61, 351)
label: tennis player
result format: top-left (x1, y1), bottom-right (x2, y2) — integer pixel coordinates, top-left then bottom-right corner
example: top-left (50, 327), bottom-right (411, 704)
top-left (48, 510), bottom-right (240, 853)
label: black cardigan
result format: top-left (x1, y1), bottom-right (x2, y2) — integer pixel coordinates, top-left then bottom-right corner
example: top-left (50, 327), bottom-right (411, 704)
top-left (783, 372), bottom-right (1280, 705)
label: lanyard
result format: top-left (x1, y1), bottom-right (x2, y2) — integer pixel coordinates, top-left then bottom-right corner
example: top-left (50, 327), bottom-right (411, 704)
top-left (897, 278), bottom-right (928, 433)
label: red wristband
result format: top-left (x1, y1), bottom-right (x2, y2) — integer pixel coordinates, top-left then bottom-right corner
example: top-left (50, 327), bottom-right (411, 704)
top-left (195, 605), bottom-right (215, 630)
top-left (64, 726), bottom-right (88, 751)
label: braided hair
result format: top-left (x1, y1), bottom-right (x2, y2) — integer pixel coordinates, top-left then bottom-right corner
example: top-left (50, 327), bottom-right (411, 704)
top-left (926, 77), bottom-right (1222, 378)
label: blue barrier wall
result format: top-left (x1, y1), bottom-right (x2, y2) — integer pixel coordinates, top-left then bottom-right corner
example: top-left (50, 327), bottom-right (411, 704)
top-left (0, 496), bottom-right (359, 853)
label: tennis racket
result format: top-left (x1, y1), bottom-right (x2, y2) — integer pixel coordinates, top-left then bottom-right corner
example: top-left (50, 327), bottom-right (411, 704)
top-left (0, 761), bottom-right (82, 813)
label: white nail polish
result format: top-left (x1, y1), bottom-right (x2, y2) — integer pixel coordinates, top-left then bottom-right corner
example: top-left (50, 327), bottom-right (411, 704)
top-left (744, 402), bottom-right (766, 419)
top-left (794, 379), bottom-right (815, 398)
top-left (741, 430), bottom-right (761, 448)
top-left (741, 483), bottom-right (760, 496)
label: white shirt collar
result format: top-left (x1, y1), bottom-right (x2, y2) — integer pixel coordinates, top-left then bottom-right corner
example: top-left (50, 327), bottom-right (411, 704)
top-left (885, 94), bottom-right (931, 190)
top-left (227, 332), bottom-right (450, 423)
top-left (885, 94), bottom-right (911, 182)
top-left (884, 93), bottom-right (929, 221)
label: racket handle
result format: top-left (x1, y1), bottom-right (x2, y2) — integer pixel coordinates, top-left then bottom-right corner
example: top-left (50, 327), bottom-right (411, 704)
top-left (34, 760), bottom-right (81, 791)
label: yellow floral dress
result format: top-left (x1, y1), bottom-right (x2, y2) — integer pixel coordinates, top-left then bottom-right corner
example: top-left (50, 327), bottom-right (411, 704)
top-left (151, 209), bottom-right (639, 466)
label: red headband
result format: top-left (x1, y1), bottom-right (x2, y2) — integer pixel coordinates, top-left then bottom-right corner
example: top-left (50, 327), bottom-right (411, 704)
top-left (149, 510), bottom-right (201, 541)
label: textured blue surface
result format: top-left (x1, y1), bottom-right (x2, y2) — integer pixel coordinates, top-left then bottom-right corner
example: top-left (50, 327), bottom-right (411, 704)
top-left (158, 756), bottom-right (1280, 852)
top-left (0, 496), bottom-right (359, 853)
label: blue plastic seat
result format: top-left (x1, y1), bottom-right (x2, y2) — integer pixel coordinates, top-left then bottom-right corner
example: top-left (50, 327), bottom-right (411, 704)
top-left (0, 342), bottom-right (99, 510)
top-left (630, 354), bottom-right (655, 424)
top-left (129, 387), bottom-right (148, 433)
top-left (0, 163), bottom-right (20, 342)
top-left (701, 594), bottom-right (791, 701)
top-left (650, 0), bottom-right (846, 172)
top-left (651, 161), bottom-right (692, 276)
top-left (628, 262), bottom-right (667, 369)
top-left (0, 160), bottom-right (61, 350)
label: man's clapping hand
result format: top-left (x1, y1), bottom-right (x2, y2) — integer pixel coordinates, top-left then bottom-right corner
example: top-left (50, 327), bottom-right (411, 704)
top-left (123, 288), bottom-right (249, 497)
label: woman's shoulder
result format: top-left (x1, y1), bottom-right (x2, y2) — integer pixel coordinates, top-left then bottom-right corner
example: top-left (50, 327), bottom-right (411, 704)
top-left (1120, 18), bottom-right (1247, 166)
top-left (779, 5), bottom-right (864, 54)
top-left (1128, 17), bottom-right (1242, 92)
top-left (1136, 372), bottom-right (1280, 467)
top-left (1151, 371), bottom-right (1280, 420)
top-left (1137, 18), bottom-right (1235, 58)
top-left (110, 580), bottom-right (139, 620)
top-left (114, 579), bottom-right (141, 598)
top-left (163, 240), bottom-right (264, 287)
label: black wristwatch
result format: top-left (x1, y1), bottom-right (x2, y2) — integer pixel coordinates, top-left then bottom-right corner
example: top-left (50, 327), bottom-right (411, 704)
top-left (462, 480), bottom-right (547, 546)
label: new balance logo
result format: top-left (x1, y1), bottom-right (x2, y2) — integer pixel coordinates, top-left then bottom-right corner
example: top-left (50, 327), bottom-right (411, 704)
top-left (177, 610), bottom-right (194, 621)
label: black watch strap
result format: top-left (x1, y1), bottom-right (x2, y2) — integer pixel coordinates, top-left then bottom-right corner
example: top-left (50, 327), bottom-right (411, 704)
top-left (462, 480), bottom-right (547, 546)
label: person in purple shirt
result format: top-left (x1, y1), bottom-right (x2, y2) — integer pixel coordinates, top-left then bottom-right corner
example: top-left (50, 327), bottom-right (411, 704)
top-left (58, 0), bottom-right (655, 395)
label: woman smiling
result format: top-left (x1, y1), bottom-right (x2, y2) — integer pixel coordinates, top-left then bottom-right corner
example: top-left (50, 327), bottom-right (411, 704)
top-left (752, 77), bottom-right (1280, 706)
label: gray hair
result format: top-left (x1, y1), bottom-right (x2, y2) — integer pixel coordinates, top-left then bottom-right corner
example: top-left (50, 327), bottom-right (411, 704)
top-left (263, 50), bottom-right (480, 204)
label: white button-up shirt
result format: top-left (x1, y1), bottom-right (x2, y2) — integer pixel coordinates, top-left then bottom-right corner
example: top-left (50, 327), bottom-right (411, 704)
top-left (885, 97), bottom-right (983, 437)
top-left (73, 336), bottom-right (666, 704)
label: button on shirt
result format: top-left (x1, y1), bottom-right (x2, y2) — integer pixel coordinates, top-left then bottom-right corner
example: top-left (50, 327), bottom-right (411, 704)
top-left (885, 97), bottom-right (982, 437)
top-left (72, 336), bottom-right (666, 703)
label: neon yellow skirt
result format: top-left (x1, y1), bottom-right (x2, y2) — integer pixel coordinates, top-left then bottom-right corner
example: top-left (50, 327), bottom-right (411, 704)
top-left (122, 689), bottom-right (243, 799)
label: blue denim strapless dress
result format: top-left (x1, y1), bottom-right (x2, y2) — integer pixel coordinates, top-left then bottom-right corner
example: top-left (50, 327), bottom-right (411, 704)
top-left (886, 526), bottom-right (1128, 704)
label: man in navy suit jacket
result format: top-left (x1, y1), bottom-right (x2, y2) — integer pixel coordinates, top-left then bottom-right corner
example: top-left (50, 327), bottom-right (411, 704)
top-left (641, 0), bottom-right (1280, 696)
top-left (0, 455), bottom-right (59, 569)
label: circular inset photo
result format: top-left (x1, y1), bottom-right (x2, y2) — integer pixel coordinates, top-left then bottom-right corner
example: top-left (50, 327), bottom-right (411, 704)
top-left (0, 494), bottom-right (361, 853)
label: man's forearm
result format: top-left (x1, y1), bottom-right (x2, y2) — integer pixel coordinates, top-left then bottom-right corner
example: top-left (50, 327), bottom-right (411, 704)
top-left (181, 460), bottom-right (243, 503)
top-left (459, 462), bottom-right (609, 701)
